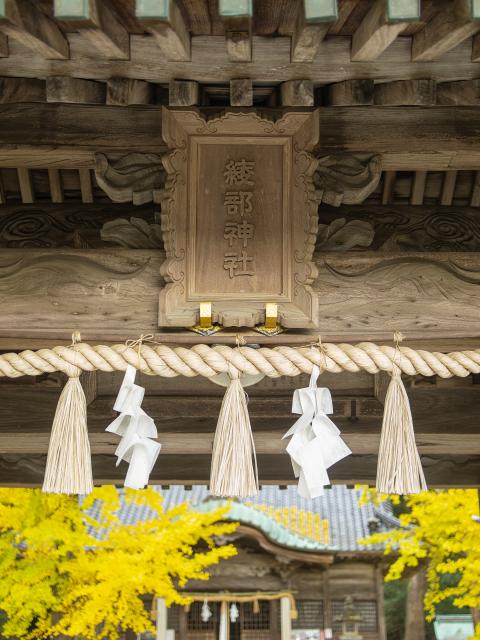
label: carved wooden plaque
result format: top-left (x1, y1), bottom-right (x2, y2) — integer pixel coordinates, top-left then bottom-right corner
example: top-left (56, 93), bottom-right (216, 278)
top-left (159, 108), bottom-right (320, 328)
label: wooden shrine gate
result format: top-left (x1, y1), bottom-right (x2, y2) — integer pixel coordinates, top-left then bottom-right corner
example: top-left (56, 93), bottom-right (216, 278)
top-left (0, 0), bottom-right (479, 491)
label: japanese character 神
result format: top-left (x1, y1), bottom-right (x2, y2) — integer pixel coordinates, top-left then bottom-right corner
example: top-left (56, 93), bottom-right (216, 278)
top-left (224, 220), bottom-right (255, 248)
top-left (224, 159), bottom-right (255, 186)
top-left (223, 251), bottom-right (255, 278)
top-left (224, 191), bottom-right (253, 217)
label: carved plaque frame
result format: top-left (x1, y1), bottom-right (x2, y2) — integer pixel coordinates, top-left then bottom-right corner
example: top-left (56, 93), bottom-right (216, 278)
top-left (159, 107), bottom-right (320, 328)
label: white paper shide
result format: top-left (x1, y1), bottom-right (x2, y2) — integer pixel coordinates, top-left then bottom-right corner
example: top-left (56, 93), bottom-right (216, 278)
top-left (105, 365), bottom-right (161, 489)
top-left (283, 365), bottom-right (351, 499)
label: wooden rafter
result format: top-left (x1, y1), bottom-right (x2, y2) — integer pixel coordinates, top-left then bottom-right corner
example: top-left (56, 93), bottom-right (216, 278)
top-left (0, 0), bottom-right (69, 59)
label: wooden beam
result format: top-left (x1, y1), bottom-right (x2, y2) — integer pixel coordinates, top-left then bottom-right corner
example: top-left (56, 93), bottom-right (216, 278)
top-left (16, 167), bottom-right (33, 203)
top-left (325, 79), bottom-right (374, 106)
top-left (472, 32), bottom-right (480, 61)
top-left (0, 32), bottom-right (7, 57)
top-left (374, 79), bottom-right (436, 106)
top-left (0, 248), bottom-right (480, 343)
top-left (280, 79), bottom-right (314, 106)
top-left (219, 0), bottom-right (252, 62)
top-left (0, 32), bottom-right (480, 84)
top-left (412, 0), bottom-right (480, 62)
top-left (1, 431), bottom-right (480, 457)
top-left (381, 171), bottom-right (396, 204)
top-left (168, 79), bottom-right (198, 106)
top-left (106, 78), bottom-right (153, 105)
top-left (436, 80), bottom-right (480, 105)
top-left (54, 0), bottom-right (130, 60)
top-left (79, 168), bottom-right (94, 203)
top-left (137, 0), bottom-right (191, 62)
top-left (0, 453), bottom-right (477, 487)
top-left (291, 8), bottom-right (330, 62)
top-left (0, 172), bottom-right (6, 204)
top-left (410, 171), bottom-right (427, 205)
top-left (0, 76), bottom-right (45, 102)
top-left (47, 168), bottom-right (63, 203)
top-left (230, 78), bottom-right (253, 107)
top-left (351, 0), bottom-right (408, 62)
top-left (46, 76), bottom-right (106, 104)
top-left (440, 170), bottom-right (458, 206)
top-left (471, 171), bottom-right (480, 207)
top-left (178, 0), bottom-right (211, 34)
top-left (0, 0), bottom-right (69, 59)
top-left (2, 105), bottom-right (480, 171)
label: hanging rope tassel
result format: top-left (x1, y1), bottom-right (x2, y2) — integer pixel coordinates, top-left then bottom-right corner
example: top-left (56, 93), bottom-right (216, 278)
top-left (376, 366), bottom-right (427, 495)
top-left (210, 372), bottom-right (258, 498)
top-left (42, 374), bottom-right (93, 495)
top-left (43, 331), bottom-right (93, 495)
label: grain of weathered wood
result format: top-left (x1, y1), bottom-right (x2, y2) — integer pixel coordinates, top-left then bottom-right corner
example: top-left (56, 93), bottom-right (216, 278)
top-left (3, 105), bottom-right (480, 170)
top-left (106, 77), bottom-right (153, 105)
top-left (440, 170), bottom-right (458, 206)
top-left (374, 79), bottom-right (436, 106)
top-left (219, 3), bottom-right (252, 61)
top-left (318, 204), bottom-right (480, 251)
top-left (16, 167), bottom-right (34, 203)
top-left (225, 28), bottom-right (251, 62)
top-left (0, 33), bottom-right (480, 84)
top-left (351, 0), bottom-right (407, 62)
top-left (0, 76), bottom-right (45, 102)
top-left (253, 0), bottom-right (294, 35)
top-left (58, 0), bottom-right (130, 60)
top-left (0, 249), bottom-right (479, 342)
top-left (328, 0), bottom-right (358, 35)
top-left (412, 0), bottom-right (480, 61)
top-left (140, 0), bottom-right (191, 61)
top-left (0, 249), bottom-right (160, 341)
top-left (281, 79), bottom-right (314, 106)
top-left (291, 9), bottom-right (330, 62)
top-left (0, 453), bottom-right (477, 487)
top-left (0, 173), bottom-right (6, 204)
top-left (47, 168), bottom-right (63, 203)
top-left (0, 32), bottom-right (7, 57)
top-left (326, 79), bottom-right (374, 106)
top-left (381, 171), bottom-right (396, 204)
top-left (79, 168), bottom-right (94, 202)
top-left (1, 431), bottom-right (479, 456)
top-left (0, 0), bottom-right (69, 59)
top-left (230, 78), bottom-right (253, 106)
top-left (178, 0), bottom-right (211, 34)
top-left (46, 76), bottom-right (106, 104)
top-left (436, 79), bottom-right (480, 105)
top-left (169, 79), bottom-right (199, 105)
top-left (410, 171), bottom-right (427, 205)
top-left (472, 32), bottom-right (480, 61)
top-left (0, 203), bottom-right (154, 248)
top-left (471, 171), bottom-right (480, 207)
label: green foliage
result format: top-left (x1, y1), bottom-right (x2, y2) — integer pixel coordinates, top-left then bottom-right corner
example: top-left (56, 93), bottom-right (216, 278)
top-left (384, 580), bottom-right (407, 640)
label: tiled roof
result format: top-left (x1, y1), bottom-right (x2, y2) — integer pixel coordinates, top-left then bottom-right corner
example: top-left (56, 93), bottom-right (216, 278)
top-left (86, 485), bottom-right (393, 554)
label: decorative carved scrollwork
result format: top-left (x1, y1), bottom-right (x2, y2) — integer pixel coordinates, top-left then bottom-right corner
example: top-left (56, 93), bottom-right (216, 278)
top-left (313, 154), bottom-right (382, 206)
top-left (94, 152), bottom-right (167, 205)
top-left (100, 217), bottom-right (162, 248)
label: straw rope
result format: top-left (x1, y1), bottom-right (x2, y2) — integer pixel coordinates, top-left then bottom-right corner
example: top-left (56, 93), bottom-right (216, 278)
top-left (1, 342), bottom-right (480, 379)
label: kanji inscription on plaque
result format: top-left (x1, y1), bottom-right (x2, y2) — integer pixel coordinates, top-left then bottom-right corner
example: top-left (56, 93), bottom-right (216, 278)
top-left (159, 108), bottom-right (320, 328)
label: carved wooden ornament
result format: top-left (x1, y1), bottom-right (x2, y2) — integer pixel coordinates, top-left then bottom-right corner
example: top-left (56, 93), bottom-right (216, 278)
top-left (159, 108), bottom-right (320, 328)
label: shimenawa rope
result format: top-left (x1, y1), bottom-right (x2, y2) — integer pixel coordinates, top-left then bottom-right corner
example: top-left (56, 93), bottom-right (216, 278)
top-left (1, 342), bottom-right (479, 379)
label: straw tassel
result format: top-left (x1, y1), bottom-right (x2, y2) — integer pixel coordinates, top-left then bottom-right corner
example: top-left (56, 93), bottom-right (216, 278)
top-left (376, 366), bottom-right (427, 495)
top-left (42, 374), bottom-right (93, 495)
top-left (210, 374), bottom-right (258, 498)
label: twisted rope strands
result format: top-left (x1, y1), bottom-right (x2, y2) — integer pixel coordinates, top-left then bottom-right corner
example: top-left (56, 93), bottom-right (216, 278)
top-left (1, 342), bottom-right (480, 379)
